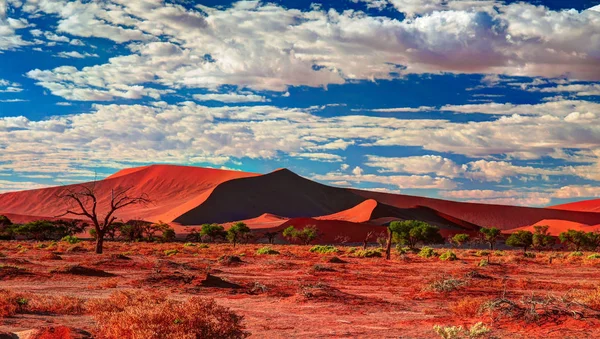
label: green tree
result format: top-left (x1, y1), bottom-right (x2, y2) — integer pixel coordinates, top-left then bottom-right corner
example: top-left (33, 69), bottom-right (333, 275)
top-left (200, 223), bottom-right (226, 242)
top-left (586, 231), bottom-right (600, 251)
top-left (0, 215), bottom-right (16, 240)
top-left (480, 227), bottom-right (501, 250)
top-left (390, 220), bottom-right (443, 249)
top-left (227, 222), bottom-right (250, 247)
top-left (559, 229), bottom-right (589, 252)
top-left (16, 220), bottom-right (58, 240)
top-left (532, 225), bottom-right (554, 251)
top-left (53, 219), bottom-right (89, 236)
top-left (282, 225), bottom-right (319, 245)
top-left (506, 230), bottom-right (534, 254)
top-left (262, 231), bottom-right (279, 245)
top-left (451, 233), bottom-right (470, 248)
top-left (282, 226), bottom-right (297, 243)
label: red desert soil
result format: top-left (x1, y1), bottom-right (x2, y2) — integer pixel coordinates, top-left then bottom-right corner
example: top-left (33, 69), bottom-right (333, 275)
top-left (2, 241), bottom-right (600, 338)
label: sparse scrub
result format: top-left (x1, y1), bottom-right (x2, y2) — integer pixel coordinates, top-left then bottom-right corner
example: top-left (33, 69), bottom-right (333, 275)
top-left (433, 322), bottom-right (490, 339)
top-left (426, 276), bottom-right (466, 293)
top-left (587, 253), bottom-right (600, 260)
top-left (312, 264), bottom-right (335, 272)
top-left (569, 251), bottom-right (583, 257)
top-left (450, 297), bottom-right (489, 317)
top-left (440, 250), bottom-right (457, 261)
top-left (352, 248), bottom-right (382, 258)
top-left (256, 246), bottom-right (279, 255)
top-left (164, 249), bottom-right (179, 256)
top-left (309, 245), bottom-right (339, 254)
top-left (61, 235), bottom-right (80, 244)
top-left (86, 290), bottom-right (249, 338)
top-left (418, 247), bottom-right (437, 258)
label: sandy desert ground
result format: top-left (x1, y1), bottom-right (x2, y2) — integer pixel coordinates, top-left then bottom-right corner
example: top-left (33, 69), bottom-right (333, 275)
top-left (2, 241), bottom-right (600, 338)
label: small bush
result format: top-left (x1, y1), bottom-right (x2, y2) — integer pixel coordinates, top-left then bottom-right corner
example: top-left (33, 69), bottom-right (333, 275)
top-left (256, 247), bottom-right (279, 255)
top-left (164, 249), bottom-right (179, 256)
top-left (309, 245), bottom-right (339, 254)
top-left (418, 247), bottom-right (437, 258)
top-left (198, 244), bottom-right (209, 249)
top-left (427, 276), bottom-right (466, 293)
top-left (353, 249), bottom-right (382, 258)
top-left (61, 235), bottom-right (80, 244)
top-left (524, 252), bottom-right (536, 258)
top-left (493, 250), bottom-right (504, 256)
top-left (587, 253), bottom-right (600, 260)
top-left (183, 243), bottom-right (196, 247)
top-left (570, 251), bottom-right (584, 257)
top-left (440, 251), bottom-right (457, 261)
top-left (86, 291), bottom-right (249, 338)
top-left (475, 250), bottom-right (489, 257)
top-left (433, 322), bottom-right (490, 339)
top-left (450, 297), bottom-right (488, 317)
top-left (478, 259), bottom-right (489, 267)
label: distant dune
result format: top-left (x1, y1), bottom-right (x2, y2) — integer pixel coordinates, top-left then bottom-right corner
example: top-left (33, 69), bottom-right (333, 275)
top-left (2, 164), bottom-right (600, 242)
top-left (549, 199), bottom-right (600, 213)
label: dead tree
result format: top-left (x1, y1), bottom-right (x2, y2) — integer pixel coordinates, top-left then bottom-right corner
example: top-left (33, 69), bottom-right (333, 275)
top-left (57, 184), bottom-right (150, 254)
top-left (363, 230), bottom-right (375, 250)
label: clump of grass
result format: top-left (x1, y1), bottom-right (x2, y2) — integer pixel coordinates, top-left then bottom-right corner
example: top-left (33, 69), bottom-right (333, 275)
top-left (426, 276), bottom-right (466, 293)
top-left (440, 250), bottom-right (457, 261)
top-left (433, 322), bottom-right (490, 339)
top-left (352, 248), bottom-right (382, 258)
top-left (474, 250), bottom-right (489, 257)
top-left (450, 297), bottom-right (489, 317)
top-left (183, 243), bottom-right (196, 247)
top-left (86, 290), bottom-right (249, 338)
top-left (569, 251), bottom-right (584, 257)
top-left (478, 259), bottom-right (489, 267)
top-left (198, 244), bottom-right (209, 249)
top-left (524, 252), bottom-right (536, 258)
top-left (587, 253), bottom-right (600, 260)
top-left (164, 249), bottom-right (179, 256)
top-left (418, 247), bottom-right (437, 258)
top-left (256, 246), bottom-right (279, 255)
top-left (309, 245), bottom-right (339, 254)
top-left (61, 235), bottom-right (80, 244)
top-left (493, 250), bottom-right (504, 256)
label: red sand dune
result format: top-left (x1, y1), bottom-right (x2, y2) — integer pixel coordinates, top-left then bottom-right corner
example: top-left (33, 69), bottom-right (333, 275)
top-left (549, 199), bottom-right (600, 213)
top-left (354, 189), bottom-right (600, 230)
top-left (316, 199), bottom-right (378, 223)
top-left (2, 164), bottom-right (600, 242)
top-left (0, 165), bottom-right (258, 223)
top-left (513, 219), bottom-right (600, 236)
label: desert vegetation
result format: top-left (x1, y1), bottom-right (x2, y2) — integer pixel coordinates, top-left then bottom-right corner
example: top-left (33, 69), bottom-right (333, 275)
top-left (2, 215), bottom-right (600, 337)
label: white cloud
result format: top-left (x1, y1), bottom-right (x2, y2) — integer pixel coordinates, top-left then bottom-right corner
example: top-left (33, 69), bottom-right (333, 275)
top-left (193, 92), bottom-right (268, 103)
top-left (55, 51), bottom-right (99, 58)
top-left (366, 155), bottom-right (465, 178)
top-left (19, 1), bottom-right (600, 102)
top-left (439, 189), bottom-right (552, 206)
top-left (0, 179), bottom-right (49, 193)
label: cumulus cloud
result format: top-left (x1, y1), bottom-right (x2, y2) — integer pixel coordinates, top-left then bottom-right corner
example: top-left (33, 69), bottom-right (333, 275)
top-left (193, 92), bottom-right (268, 103)
top-left (17, 0), bottom-right (600, 101)
top-left (55, 51), bottom-right (99, 58)
top-left (0, 0), bottom-right (30, 51)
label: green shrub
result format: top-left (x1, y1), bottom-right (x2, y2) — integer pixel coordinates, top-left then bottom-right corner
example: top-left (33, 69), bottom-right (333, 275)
top-left (475, 250), bottom-right (489, 257)
top-left (346, 247), bottom-right (358, 254)
top-left (309, 245), bottom-right (339, 254)
top-left (256, 246), bottom-right (279, 255)
top-left (493, 250), bottom-right (504, 256)
top-left (440, 250), bottom-right (457, 261)
top-left (183, 242), bottom-right (196, 247)
top-left (61, 235), bottom-right (80, 244)
top-left (478, 259), bottom-right (489, 267)
top-left (418, 247), bottom-right (437, 258)
top-left (198, 244), bottom-right (209, 249)
top-left (587, 253), bottom-right (600, 259)
top-left (353, 249), bottom-right (382, 258)
top-left (524, 252), bottom-right (536, 258)
top-left (164, 249), bottom-right (179, 256)
top-left (427, 276), bottom-right (466, 293)
top-left (570, 251), bottom-right (584, 257)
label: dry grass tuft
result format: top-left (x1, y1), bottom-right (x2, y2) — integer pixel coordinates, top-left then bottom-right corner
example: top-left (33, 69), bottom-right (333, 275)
top-left (86, 290), bottom-right (249, 339)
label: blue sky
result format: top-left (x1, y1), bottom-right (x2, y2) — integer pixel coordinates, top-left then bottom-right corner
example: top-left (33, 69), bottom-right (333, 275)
top-left (1, 0), bottom-right (600, 207)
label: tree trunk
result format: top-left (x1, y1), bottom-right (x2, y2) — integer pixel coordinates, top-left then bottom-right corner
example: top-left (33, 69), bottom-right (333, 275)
top-left (385, 228), bottom-right (392, 260)
top-left (95, 234), bottom-right (104, 254)
top-left (363, 239), bottom-right (368, 250)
